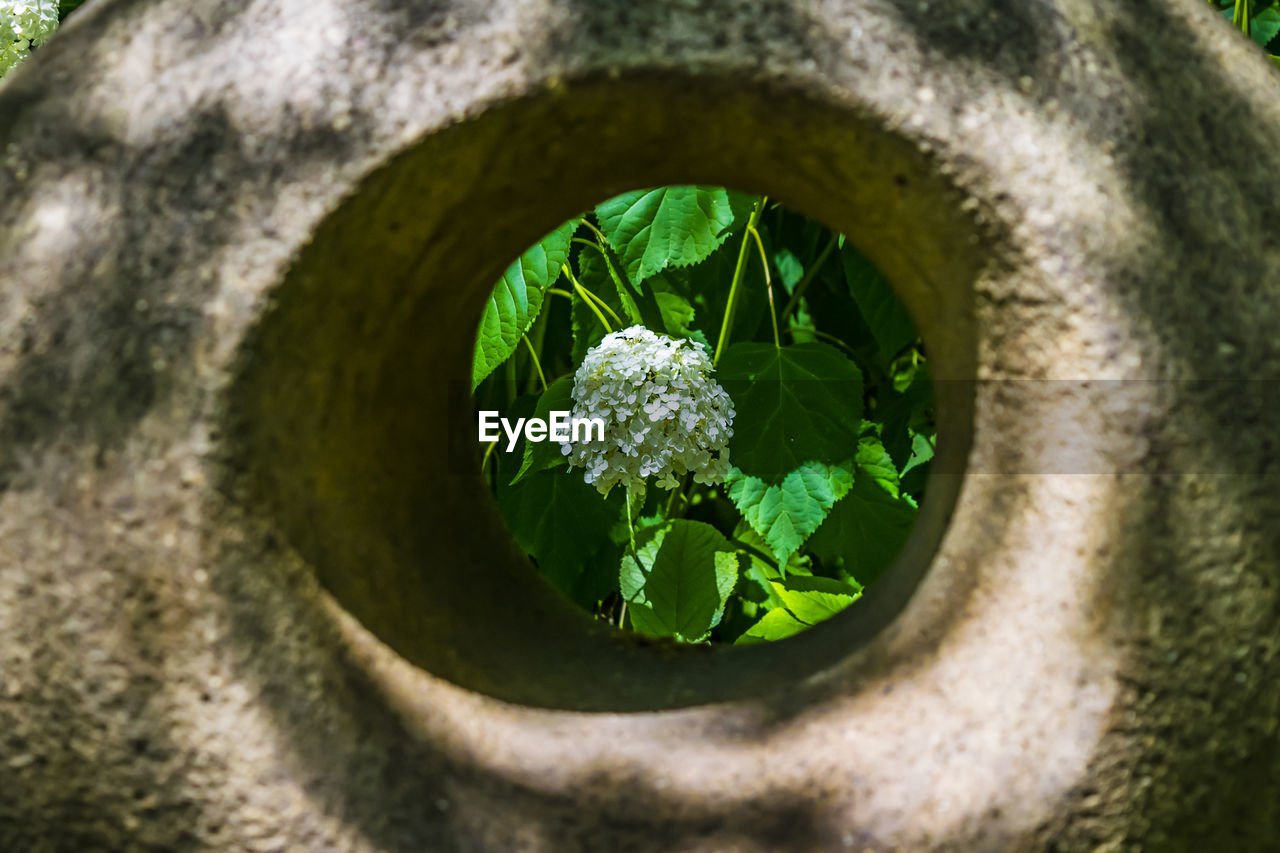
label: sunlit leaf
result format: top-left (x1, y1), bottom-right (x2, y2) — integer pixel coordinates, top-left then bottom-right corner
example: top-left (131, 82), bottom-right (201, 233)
top-left (595, 186), bottom-right (754, 284)
top-left (473, 218), bottom-right (580, 388)
top-left (736, 607), bottom-right (809, 644)
top-left (725, 461), bottom-right (854, 565)
top-left (621, 520), bottom-right (739, 642)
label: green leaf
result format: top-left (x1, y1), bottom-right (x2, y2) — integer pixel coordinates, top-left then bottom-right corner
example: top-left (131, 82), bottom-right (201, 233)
top-left (498, 466), bottom-right (622, 599)
top-left (509, 376), bottom-right (573, 485)
top-left (621, 520), bottom-right (739, 642)
top-left (717, 342), bottom-right (864, 482)
top-left (725, 461), bottom-right (854, 565)
top-left (740, 556), bottom-right (786, 609)
top-left (841, 244), bottom-right (916, 366)
top-left (735, 574), bottom-right (859, 644)
top-left (900, 431), bottom-right (933, 499)
top-left (877, 365), bottom-right (933, 470)
top-left (808, 472), bottom-right (917, 586)
top-left (619, 522), bottom-right (669, 602)
top-left (770, 575), bottom-right (861, 623)
top-left (473, 218), bottom-right (580, 388)
top-left (855, 435), bottom-right (900, 499)
top-left (648, 273), bottom-right (702, 342)
top-left (773, 247), bottom-right (805, 292)
top-left (901, 431), bottom-right (934, 478)
top-left (736, 607), bottom-right (810, 644)
top-left (1253, 6), bottom-right (1280, 44)
top-left (595, 186), bottom-right (753, 285)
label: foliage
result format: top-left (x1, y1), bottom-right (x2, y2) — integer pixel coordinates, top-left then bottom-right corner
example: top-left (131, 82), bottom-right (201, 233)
top-left (473, 218), bottom-right (579, 388)
top-left (475, 187), bottom-right (934, 643)
top-left (1213, 0), bottom-right (1280, 66)
top-left (0, 0), bottom-right (57, 79)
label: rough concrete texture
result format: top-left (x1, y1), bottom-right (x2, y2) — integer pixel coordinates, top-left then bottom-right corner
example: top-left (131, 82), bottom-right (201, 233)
top-left (2, 0), bottom-right (1279, 849)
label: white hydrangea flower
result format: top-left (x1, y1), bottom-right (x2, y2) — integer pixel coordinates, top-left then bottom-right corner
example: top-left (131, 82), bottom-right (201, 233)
top-left (1, 0), bottom-right (59, 80)
top-left (563, 325), bottom-right (735, 497)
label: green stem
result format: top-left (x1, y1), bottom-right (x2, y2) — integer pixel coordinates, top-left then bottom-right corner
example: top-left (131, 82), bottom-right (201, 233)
top-left (624, 484), bottom-right (640, 560)
top-left (664, 474), bottom-right (691, 518)
top-left (583, 284), bottom-right (625, 328)
top-left (664, 486), bottom-right (682, 518)
top-left (563, 264), bottom-right (617, 332)
top-left (578, 221), bottom-right (636, 321)
top-left (562, 261), bottom-right (624, 326)
top-left (780, 234), bottom-right (837, 323)
top-left (579, 218), bottom-right (610, 244)
top-left (522, 334), bottom-right (548, 392)
top-left (596, 245), bottom-right (636, 322)
top-left (571, 237), bottom-right (606, 255)
top-left (547, 287), bottom-right (574, 300)
top-left (524, 305), bottom-right (550, 395)
top-left (747, 224), bottom-right (780, 348)
top-left (713, 196), bottom-right (768, 365)
top-left (1235, 0), bottom-right (1250, 33)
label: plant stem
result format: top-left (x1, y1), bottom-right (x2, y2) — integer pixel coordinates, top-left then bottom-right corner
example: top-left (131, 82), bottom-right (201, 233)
top-left (571, 237), bottom-right (608, 256)
top-left (664, 474), bottom-right (690, 518)
top-left (713, 196), bottom-right (767, 365)
top-left (480, 439), bottom-right (498, 475)
top-left (579, 218), bottom-right (610, 245)
top-left (780, 234), bottom-right (837, 323)
top-left (747, 224), bottom-right (780, 348)
top-left (578, 221), bottom-right (636, 315)
top-left (563, 261), bottom-right (624, 326)
top-left (620, 487), bottom-right (639, 629)
top-left (664, 486), bottom-right (682, 518)
top-left (546, 287), bottom-right (575, 300)
top-left (583, 284), bottom-right (625, 328)
top-left (563, 263), bottom-right (618, 332)
top-left (522, 334), bottom-right (548, 392)
top-left (624, 484), bottom-right (640, 559)
top-left (524, 306), bottom-right (550, 395)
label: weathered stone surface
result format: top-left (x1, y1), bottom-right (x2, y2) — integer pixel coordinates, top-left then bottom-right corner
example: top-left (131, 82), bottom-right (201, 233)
top-left (1, 0), bottom-right (1278, 849)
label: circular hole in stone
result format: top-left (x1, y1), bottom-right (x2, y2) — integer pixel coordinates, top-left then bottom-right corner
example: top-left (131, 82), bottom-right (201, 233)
top-left (473, 188), bottom-right (935, 645)
top-left (230, 79), bottom-right (978, 710)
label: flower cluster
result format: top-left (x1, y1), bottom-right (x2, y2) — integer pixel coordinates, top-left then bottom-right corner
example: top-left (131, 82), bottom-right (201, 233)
top-left (563, 325), bottom-right (735, 496)
top-left (1, 0), bottom-right (58, 79)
